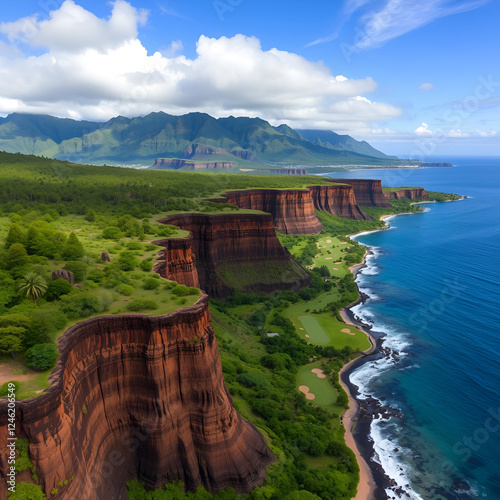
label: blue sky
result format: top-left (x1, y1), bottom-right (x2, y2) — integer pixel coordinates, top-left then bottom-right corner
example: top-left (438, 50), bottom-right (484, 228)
top-left (0, 0), bottom-right (498, 157)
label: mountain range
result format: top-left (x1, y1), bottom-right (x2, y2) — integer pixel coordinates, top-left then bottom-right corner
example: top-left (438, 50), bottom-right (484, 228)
top-left (0, 112), bottom-right (404, 168)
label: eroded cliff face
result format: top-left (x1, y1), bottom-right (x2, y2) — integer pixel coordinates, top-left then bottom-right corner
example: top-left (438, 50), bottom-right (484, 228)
top-left (0, 295), bottom-right (273, 500)
top-left (153, 236), bottom-right (200, 288)
top-left (215, 189), bottom-right (323, 234)
top-left (307, 185), bottom-right (371, 220)
top-left (151, 159), bottom-right (235, 170)
top-left (383, 188), bottom-right (429, 200)
top-left (327, 179), bottom-right (391, 208)
top-left (162, 213), bottom-right (311, 298)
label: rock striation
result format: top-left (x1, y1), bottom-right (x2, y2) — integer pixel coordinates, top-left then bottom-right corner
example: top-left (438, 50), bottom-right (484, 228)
top-left (162, 213), bottom-right (311, 298)
top-left (213, 184), bottom-right (370, 232)
top-left (0, 295), bottom-right (274, 499)
top-left (214, 189), bottom-right (323, 235)
top-left (153, 236), bottom-right (200, 287)
top-left (327, 178), bottom-right (391, 207)
top-left (383, 188), bottom-right (429, 200)
top-left (307, 185), bottom-right (371, 220)
top-left (151, 158), bottom-right (235, 170)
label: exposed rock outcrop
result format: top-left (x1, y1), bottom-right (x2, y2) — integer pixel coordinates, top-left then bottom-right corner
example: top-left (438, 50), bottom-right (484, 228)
top-left (212, 189), bottom-right (323, 234)
top-left (0, 295), bottom-right (273, 499)
top-left (327, 178), bottom-right (391, 207)
top-left (213, 184), bottom-right (370, 231)
top-left (182, 144), bottom-right (229, 158)
top-left (153, 236), bottom-right (200, 287)
top-left (383, 188), bottom-right (429, 200)
top-left (151, 158), bottom-right (235, 170)
top-left (161, 213), bottom-right (311, 298)
top-left (230, 149), bottom-right (257, 162)
top-left (51, 269), bottom-right (74, 284)
top-left (307, 185), bottom-right (371, 220)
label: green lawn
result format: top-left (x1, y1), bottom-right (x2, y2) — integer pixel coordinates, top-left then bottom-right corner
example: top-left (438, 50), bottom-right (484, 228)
top-left (283, 233), bottom-right (371, 351)
top-left (297, 360), bottom-right (338, 410)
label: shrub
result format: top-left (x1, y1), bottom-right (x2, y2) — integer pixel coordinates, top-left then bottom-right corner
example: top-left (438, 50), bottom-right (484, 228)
top-left (171, 284), bottom-right (199, 297)
top-left (115, 284), bottom-right (134, 296)
top-left (126, 299), bottom-right (158, 311)
top-left (0, 380), bottom-right (20, 396)
top-left (102, 226), bottom-right (124, 240)
top-left (25, 343), bottom-right (59, 371)
top-left (125, 241), bottom-right (143, 250)
top-left (139, 259), bottom-right (153, 272)
top-left (45, 279), bottom-right (73, 301)
top-left (237, 372), bottom-right (270, 389)
top-left (118, 251), bottom-right (138, 271)
top-left (8, 483), bottom-right (45, 500)
top-left (143, 277), bottom-right (160, 290)
top-left (60, 293), bottom-right (103, 318)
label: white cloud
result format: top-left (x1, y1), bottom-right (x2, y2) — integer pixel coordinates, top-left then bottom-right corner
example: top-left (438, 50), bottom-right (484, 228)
top-left (414, 122), bottom-right (497, 139)
top-left (0, 1), bottom-right (401, 132)
top-left (0, 0), bottom-right (148, 52)
top-left (415, 122), bottom-right (433, 135)
top-left (353, 0), bottom-right (490, 49)
top-left (419, 83), bottom-right (434, 91)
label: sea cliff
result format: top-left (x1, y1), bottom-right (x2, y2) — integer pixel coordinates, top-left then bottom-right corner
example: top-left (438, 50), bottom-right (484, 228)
top-left (0, 295), bottom-right (273, 499)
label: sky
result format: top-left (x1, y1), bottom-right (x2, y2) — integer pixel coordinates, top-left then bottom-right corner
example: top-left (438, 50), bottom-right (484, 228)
top-left (0, 0), bottom-right (499, 157)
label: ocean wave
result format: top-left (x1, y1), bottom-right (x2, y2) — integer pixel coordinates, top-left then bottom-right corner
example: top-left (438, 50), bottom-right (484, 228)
top-left (371, 420), bottom-right (425, 500)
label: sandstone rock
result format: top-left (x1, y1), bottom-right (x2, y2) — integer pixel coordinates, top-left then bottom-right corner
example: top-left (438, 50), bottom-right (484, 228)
top-left (161, 213), bottom-right (311, 298)
top-left (212, 189), bottom-right (323, 234)
top-left (383, 188), bottom-right (429, 200)
top-left (153, 236), bottom-right (200, 287)
top-left (0, 295), bottom-right (274, 499)
top-left (51, 269), bottom-right (74, 284)
top-left (327, 178), bottom-right (391, 207)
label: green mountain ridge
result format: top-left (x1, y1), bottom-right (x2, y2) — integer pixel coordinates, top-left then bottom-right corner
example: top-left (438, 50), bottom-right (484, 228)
top-left (0, 111), bottom-right (403, 167)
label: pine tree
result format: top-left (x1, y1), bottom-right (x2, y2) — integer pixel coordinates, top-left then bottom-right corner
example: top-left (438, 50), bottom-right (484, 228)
top-left (62, 232), bottom-right (85, 260)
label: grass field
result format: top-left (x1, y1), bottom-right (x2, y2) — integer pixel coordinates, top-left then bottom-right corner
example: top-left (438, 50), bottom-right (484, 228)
top-left (296, 360), bottom-right (338, 410)
top-left (284, 233), bottom-right (371, 351)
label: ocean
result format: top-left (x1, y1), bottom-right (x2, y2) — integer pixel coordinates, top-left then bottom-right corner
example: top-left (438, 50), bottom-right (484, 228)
top-left (327, 158), bottom-right (500, 499)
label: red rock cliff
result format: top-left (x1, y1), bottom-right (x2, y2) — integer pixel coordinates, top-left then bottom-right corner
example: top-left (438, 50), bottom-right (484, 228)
top-left (307, 185), bottom-right (371, 220)
top-left (153, 235), bottom-right (200, 287)
top-left (0, 295), bottom-right (273, 499)
top-left (327, 179), bottom-right (391, 208)
top-left (214, 189), bottom-right (323, 234)
top-left (383, 188), bottom-right (429, 200)
top-left (162, 213), bottom-right (311, 298)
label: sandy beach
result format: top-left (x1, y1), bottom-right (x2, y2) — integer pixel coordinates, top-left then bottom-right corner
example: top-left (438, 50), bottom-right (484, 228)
top-left (339, 305), bottom-right (377, 500)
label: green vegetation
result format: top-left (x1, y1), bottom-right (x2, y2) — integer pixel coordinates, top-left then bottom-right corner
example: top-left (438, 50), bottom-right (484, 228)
top-left (0, 208), bottom-right (200, 398)
top-left (0, 152), bottom-right (461, 498)
top-left (0, 112), bottom-right (400, 168)
top-left (427, 191), bottom-right (462, 202)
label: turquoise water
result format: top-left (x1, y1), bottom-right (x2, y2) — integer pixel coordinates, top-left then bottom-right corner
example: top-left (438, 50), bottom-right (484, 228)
top-left (328, 159), bottom-right (500, 499)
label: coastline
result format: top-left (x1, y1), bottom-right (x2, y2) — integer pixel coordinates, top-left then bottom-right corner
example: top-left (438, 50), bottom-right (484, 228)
top-left (339, 216), bottom-right (394, 500)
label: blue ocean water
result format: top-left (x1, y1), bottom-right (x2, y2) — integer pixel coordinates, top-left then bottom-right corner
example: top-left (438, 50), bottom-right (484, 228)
top-left (328, 158), bottom-right (500, 499)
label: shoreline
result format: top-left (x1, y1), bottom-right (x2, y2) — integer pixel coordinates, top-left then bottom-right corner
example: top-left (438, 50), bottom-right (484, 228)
top-left (339, 215), bottom-right (395, 500)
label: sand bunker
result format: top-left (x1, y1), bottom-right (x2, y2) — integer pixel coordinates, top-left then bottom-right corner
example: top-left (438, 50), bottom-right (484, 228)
top-left (341, 328), bottom-right (355, 335)
top-left (299, 385), bottom-right (315, 400)
top-left (340, 242), bottom-right (347, 244)
top-left (326, 239), bottom-right (332, 243)
top-left (325, 257), bottom-right (332, 260)
top-left (335, 261), bottom-right (342, 264)
top-left (305, 334), bottom-right (310, 338)
top-left (311, 368), bottom-right (326, 379)
top-left (332, 267), bottom-right (339, 271)
top-left (299, 327), bottom-right (304, 330)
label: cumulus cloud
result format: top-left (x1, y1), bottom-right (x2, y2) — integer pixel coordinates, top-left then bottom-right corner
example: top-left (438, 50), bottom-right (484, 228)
top-left (419, 83), bottom-right (434, 91)
top-left (414, 122), bottom-right (496, 138)
top-left (0, 0), bottom-right (148, 52)
top-left (0, 1), bottom-right (401, 132)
